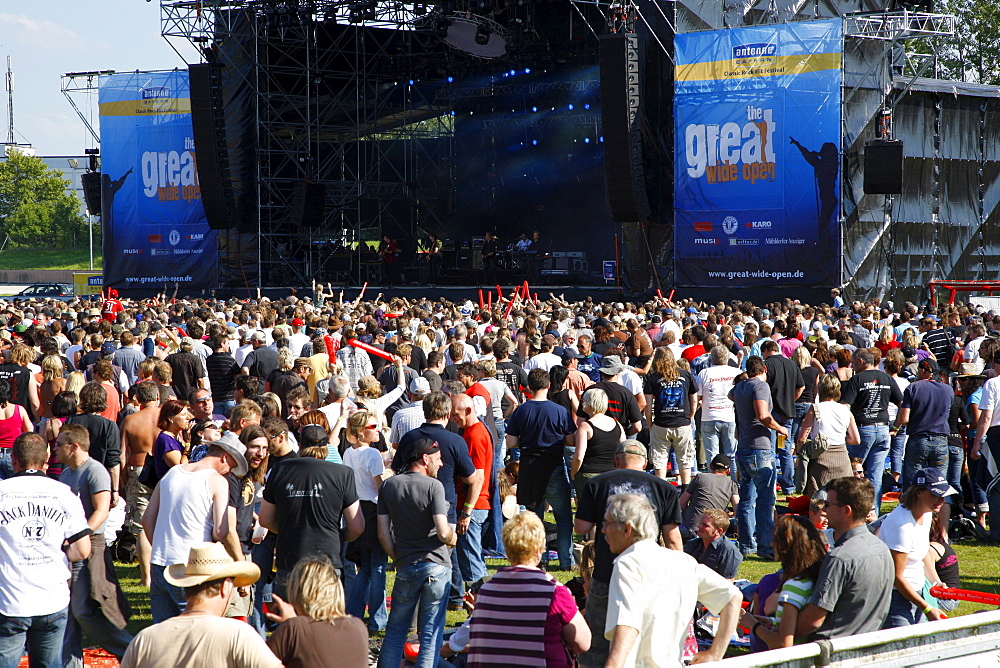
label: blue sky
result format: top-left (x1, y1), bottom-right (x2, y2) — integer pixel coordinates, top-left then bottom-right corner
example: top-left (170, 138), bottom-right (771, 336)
top-left (1, 2), bottom-right (198, 156)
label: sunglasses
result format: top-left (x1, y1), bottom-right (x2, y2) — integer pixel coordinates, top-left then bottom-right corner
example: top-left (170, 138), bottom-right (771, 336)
top-left (364, 424), bottom-right (379, 430)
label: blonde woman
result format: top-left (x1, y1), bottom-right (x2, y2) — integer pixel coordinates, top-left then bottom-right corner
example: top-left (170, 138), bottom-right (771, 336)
top-left (65, 370), bottom-right (87, 400)
top-left (341, 409), bottom-right (389, 631)
top-left (466, 512), bottom-right (590, 666)
top-left (265, 559), bottom-right (369, 668)
top-left (795, 374), bottom-right (858, 495)
top-left (38, 355), bottom-right (67, 421)
top-left (571, 388), bottom-right (624, 496)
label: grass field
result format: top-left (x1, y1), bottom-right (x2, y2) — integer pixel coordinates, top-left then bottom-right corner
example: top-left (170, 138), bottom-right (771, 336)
top-left (0, 247), bottom-right (101, 271)
top-left (111, 533), bottom-right (1000, 648)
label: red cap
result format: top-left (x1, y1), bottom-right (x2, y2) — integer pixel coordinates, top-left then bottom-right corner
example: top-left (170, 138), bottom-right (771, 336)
top-left (291, 318), bottom-right (304, 326)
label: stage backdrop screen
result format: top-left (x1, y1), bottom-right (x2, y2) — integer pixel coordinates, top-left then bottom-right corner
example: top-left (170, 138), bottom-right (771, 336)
top-left (99, 70), bottom-right (217, 290)
top-left (674, 19), bottom-right (842, 288)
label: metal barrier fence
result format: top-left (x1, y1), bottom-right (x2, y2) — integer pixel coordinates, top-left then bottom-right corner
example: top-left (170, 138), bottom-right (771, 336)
top-left (718, 609), bottom-right (1000, 667)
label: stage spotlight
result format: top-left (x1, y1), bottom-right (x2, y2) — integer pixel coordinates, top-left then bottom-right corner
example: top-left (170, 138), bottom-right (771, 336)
top-left (447, 76), bottom-right (454, 82)
top-left (584, 103), bottom-right (590, 109)
top-left (432, 17), bottom-right (451, 37)
top-left (531, 139), bottom-right (538, 146)
top-left (475, 25), bottom-right (490, 45)
top-left (509, 69), bottom-right (516, 76)
top-left (531, 106), bottom-right (537, 112)
top-left (584, 137), bottom-right (591, 143)
top-left (568, 104), bottom-right (574, 110)
top-left (524, 68), bottom-right (530, 74)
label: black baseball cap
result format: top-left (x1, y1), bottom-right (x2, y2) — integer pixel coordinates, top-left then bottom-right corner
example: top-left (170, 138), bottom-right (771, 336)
top-left (710, 454), bottom-right (732, 469)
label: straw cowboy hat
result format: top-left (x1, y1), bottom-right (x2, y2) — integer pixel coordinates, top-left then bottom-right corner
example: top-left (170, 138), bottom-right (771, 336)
top-left (164, 542), bottom-right (260, 588)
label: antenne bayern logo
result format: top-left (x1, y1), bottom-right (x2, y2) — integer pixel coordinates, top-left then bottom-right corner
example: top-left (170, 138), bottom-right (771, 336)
top-left (732, 43), bottom-right (776, 67)
top-left (141, 87), bottom-right (171, 110)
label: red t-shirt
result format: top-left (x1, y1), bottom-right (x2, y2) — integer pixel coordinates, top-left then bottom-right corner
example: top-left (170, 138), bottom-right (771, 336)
top-left (102, 299), bottom-right (124, 323)
top-left (682, 343), bottom-right (706, 362)
top-left (459, 420), bottom-right (493, 510)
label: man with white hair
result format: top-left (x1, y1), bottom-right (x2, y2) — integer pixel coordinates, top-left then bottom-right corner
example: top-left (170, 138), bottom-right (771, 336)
top-left (603, 493), bottom-right (741, 667)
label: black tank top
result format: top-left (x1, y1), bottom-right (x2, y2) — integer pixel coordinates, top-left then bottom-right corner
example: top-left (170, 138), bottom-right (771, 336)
top-left (579, 419), bottom-right (624, 475)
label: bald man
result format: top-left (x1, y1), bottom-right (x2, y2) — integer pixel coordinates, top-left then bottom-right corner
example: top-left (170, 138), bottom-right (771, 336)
top-left (450, 393), bottom-right (492, 589)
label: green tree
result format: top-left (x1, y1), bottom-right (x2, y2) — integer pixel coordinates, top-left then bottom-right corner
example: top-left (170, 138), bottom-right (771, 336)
top-left (0, 151), bottom-right (88, 247)
top-left (911, 0), bottom-right (1000, 85)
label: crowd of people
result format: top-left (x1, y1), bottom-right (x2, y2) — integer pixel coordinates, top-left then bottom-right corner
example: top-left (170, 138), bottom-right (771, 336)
top-left (0, 285), bottom-right (991, 666)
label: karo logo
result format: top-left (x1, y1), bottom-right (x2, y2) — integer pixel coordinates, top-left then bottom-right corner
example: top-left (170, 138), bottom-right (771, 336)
top-left (148, 234), bottom-right (162, 244)
top-left (188, 233), bottom-right (204, 241)
top-left (694, 238), bottom-right (719, 245)
top-left (722, 216), bottom-right (739, 236)
top-left (746, 220), bottom-right (772, 229)
top-left (694, 221), bottom-right (713, 232)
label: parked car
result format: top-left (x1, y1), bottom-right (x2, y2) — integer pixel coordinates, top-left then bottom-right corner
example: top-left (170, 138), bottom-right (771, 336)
top-left (16, 284), bottom-right (75, 301)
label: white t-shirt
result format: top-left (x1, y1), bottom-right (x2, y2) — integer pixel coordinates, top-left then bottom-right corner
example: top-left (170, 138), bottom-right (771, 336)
top-left (343, 445), bottom-right (385, 503)
top-left (524, 352), bottom-right (562, 372)
top-left (696, 364), bottom-right (742, 423)
top-left (605, 539), bottom-right (738, 667)
top-left (877, 505), bottom-right (931, 589)
top-left (0, 473), bottom-right (90, 617)
top-left (979, 376), bottom-right (1000, 429)
top-left (616, 370), bottom-right (644, 398)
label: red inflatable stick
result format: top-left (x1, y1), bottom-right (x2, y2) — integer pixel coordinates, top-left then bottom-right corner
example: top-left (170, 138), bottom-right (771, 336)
top-left (347, 338), bottom-right (394, 362)
top-left (478, 289), bottom-right (484, 309)
top-left (930, 586), bottom-right (1000, 606)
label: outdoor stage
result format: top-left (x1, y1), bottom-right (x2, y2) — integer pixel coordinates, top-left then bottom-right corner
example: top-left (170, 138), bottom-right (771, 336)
top-left (88, 2), bottom-right (1000, 304)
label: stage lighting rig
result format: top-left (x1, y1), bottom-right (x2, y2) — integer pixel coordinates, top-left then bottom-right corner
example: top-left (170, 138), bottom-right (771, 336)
top-left (475, 25), bottom-right (491, 45)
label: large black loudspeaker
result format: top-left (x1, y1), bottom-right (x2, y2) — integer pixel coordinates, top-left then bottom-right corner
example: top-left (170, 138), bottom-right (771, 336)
top-left (599, 33), bottom-right (650, 222)
top-left (863, 139), bottom-right (904, 194)
top-left (81, 171), bottom-right (101, 216)
top-left (189, 63), bottom-right (238, 229)
top-left (287, 182), bottom-right (327, 228)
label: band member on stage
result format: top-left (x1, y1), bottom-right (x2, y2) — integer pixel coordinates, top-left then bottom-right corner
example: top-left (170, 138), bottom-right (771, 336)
top-left (529, 230), bottom-right (540, 252)
top-left (482, 232), bottom-right (497, 267)
top-left (515, 233), bottom-right (532, 252)
top-left (381, 235), bottom-right (400, 287)
top-left (427, 234), bottom-right (443, 283)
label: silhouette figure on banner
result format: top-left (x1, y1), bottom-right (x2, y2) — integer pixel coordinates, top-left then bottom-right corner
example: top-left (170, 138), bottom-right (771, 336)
top-left (789, 137), bottom-right (838, 250)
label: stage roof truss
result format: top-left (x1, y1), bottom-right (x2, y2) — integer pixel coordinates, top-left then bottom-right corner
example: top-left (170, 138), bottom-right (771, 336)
top-left (844, 10), bottom-right (954, 41)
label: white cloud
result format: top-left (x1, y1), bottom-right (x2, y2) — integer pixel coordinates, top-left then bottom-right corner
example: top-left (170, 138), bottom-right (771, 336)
top-left (0, 13), bottom-right (87, 51)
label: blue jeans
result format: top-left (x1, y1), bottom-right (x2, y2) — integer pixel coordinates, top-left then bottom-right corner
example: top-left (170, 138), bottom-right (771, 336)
top-left (848, 424), bottom-right (890, 513)
top-left (986, 428), bottom-right (1000, 539)
top-left (345, 548), bottom-right (389, 631)
top-left (483, 419), bottom-right (506, 556)
top-left (947, 441), bottom-right (964, 508)
top-left (377, 561), bottom-right (451, 668)
top-left (770, 417), bottom-right (795, 492)
top-left (889, 426), bottom-right (907, 475)
top-left (883, 589), bottom-right (925, 628)
top-left (790, 402), bottom-right (811, 442)
top-left (736, 449), bottom-right (777, 557)
top-left (701, 420), bottom-right (736, 475)
top-left (249, 534), bottom-right (276, 639)
top-left (535, 461), bottom-right (573, 570)
top-left (969, 455), bottom-right (990, 512)
top-left (901, 434), bottom-right (948, 490)
top-left (0, 607), bottom-right (68, 668)
top-left (456, 509), bottom-right (489, 585)
top-left (0, 449), bottom-right (12, 481)
top-left (150, 564), bottom-right (187, 623)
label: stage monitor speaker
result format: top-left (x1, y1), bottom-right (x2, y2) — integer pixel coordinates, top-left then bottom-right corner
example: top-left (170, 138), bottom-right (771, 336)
top-left (189, 63), bottom-right (238, 230)
top-left (599, 33), bottom-right (650, 222)
top-left (81, 171), bottom-right (101, 216)
top-left (864, 139), bottom-right (903, 194)
top-left (288, 181), bottom-right (327, 228)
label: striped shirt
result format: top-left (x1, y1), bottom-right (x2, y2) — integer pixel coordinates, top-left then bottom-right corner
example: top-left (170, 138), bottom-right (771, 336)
top-left (467, 566), bottom-right (557, 666)
top-left (775, 576), bottom-right (814, 628)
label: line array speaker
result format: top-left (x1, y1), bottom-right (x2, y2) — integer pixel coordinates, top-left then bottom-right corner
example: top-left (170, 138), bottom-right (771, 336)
top-left (81, 171), bottom-right (101, 216)
top-left (287, 181), bottom-right (327, 228)
top-left (189, 63), bottom-right (238, 230)
top-left (599, 33), bottom-right (650, 222)
top-left (863, 139), bottom-right (904, 194)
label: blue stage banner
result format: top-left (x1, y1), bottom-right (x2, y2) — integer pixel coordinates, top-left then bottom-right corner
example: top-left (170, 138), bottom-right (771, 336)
top-left (98, 70), bottom-right (217, 290)
top-left (673, 19), bottom-right (842, 288)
